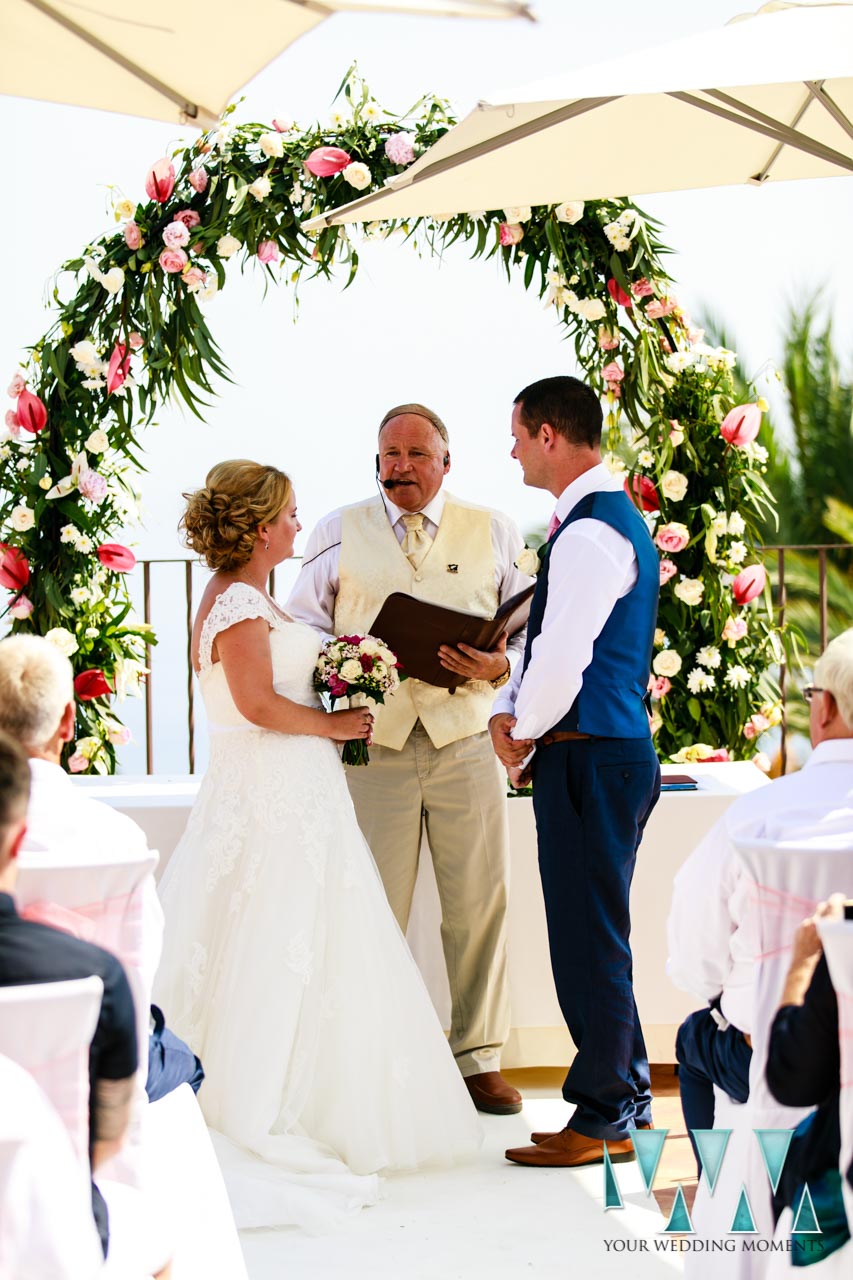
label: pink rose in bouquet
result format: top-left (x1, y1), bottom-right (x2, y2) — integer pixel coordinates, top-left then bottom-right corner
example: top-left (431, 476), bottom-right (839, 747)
top-left (722, 616), bottom-right (748, 645)
top-left (172, 209), bottom-right (201, 231)
top-left (163, 221), bottom-right (190, 249)
top-left (631, 278), bottom-right (654, 298)
top-left (658, 558), bottom-right (677, 585)
top-left (159, 247), bottom-right (189, 274)
top-left (314, 633), bottom-right (405, 765)
top-left (188, 168), bottom-right (209, 193)
top-left (499, 223), bottom-right (524, 247)
top-left (645, 297), bottom-right (677, 318)
top-left (655, 523), bottom-right (689, 554)
top-left (124, 221), bottom-right (143, 250)
top-left (651, 676), bottom-right (671, 699)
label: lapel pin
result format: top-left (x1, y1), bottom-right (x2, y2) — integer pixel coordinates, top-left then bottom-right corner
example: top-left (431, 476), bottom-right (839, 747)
top-left (446, 564), bottom-right (459, 573)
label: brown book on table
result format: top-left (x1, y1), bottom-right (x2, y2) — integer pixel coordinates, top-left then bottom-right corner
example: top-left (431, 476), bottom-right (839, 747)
top-left (370, 584), bottom-right (536, 690)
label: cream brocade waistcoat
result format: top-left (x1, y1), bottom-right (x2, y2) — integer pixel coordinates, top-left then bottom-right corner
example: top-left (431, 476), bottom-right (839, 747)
top-left (335, 495), bottom-right (499, 750)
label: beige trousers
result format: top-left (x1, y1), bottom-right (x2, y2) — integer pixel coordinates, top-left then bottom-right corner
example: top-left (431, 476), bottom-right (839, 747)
top-left (345, 722), bottom-right (511, 1078)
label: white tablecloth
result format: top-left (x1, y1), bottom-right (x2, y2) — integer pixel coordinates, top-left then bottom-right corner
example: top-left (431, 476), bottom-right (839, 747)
top-left (74, 761), bottom-right (768, 1066)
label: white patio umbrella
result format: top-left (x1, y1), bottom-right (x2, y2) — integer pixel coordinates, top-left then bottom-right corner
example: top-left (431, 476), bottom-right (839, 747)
top-left (0, 0), bottom-right (533, 128)
top-left (304, 1), bottom-right (853, 227)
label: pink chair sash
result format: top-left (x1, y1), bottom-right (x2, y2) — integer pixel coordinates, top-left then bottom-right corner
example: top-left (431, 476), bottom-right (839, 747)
top-left (746, 880), bottom-right (817, 961)
top-left (21, 890), bottom-right (144, 971)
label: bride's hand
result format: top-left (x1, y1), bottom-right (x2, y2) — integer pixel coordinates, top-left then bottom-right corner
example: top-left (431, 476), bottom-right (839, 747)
top-left (327, 708), bottom-right (374, 743)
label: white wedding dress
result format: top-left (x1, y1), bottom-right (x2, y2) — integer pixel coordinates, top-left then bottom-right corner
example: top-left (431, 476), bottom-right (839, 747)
top-left (154, 583), bottom-right (481, 1231)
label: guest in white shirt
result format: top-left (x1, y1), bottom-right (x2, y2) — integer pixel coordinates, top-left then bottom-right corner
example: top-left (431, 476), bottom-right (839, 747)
top-left (288, 403), bottom-right (533, 1116)
top-left (667, 626), bottom-right (853, 1169)
top-left (0, 635), bottom-right (164, 993)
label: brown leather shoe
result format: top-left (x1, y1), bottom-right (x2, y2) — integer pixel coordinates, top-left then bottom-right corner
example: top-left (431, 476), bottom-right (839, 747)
top-left (506, 1127), bottom-right (636, 1168)
top-left (528, 1121), bottom-right (653, 1145)
top-left (463, 1071), bottom-right (523, 1115)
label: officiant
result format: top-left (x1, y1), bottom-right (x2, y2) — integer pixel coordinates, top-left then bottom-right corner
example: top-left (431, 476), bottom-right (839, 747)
top-left (287, 403), bottom-right (533, 1115)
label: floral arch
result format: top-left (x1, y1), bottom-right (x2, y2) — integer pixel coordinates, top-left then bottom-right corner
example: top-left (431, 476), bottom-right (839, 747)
top-left (0, 72), bottom-right (785, 773)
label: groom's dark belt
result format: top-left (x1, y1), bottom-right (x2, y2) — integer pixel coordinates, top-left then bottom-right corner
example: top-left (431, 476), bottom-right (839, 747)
top-left (537, 730), bottom-right (599, 746)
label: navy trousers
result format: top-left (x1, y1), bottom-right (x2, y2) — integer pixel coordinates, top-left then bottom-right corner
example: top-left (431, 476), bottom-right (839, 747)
top-left (531, 736), bottom-right (660, 1140)
top-left (675, 1006), bottom-right (752, 1174)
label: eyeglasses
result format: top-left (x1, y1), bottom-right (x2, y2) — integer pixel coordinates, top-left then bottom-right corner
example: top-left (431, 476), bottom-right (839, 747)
top-left (802, 685), bottom-right (825, 704)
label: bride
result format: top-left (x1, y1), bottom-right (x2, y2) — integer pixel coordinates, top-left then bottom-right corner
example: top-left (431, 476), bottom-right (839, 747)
top-left (154, 460), bottom-right (481, 1231)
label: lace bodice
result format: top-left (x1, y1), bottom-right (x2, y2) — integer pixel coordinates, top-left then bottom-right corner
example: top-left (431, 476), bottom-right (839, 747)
top-left (198, 582), bottom-right (323, 726)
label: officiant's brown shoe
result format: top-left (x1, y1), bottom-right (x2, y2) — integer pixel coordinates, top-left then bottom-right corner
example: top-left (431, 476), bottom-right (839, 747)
top-left (528, 1120), bottom-right (653, 1144)
top-left (505, 1127), bottom-right (636, 1168)
top-left (464, 1072), bottom-right (522, 1115)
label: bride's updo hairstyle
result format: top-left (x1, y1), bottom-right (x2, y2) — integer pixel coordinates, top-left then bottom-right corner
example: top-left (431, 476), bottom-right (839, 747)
top-left (181, 460), bottom-right (292, 571)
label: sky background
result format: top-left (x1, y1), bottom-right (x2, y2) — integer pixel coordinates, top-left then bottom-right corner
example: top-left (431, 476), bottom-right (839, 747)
top-left (2, 0), bottom-right (851, 770)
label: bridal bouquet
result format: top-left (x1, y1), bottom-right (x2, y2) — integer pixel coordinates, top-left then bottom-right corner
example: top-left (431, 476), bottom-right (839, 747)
top-left (314, 633), bottom-right (404, 766)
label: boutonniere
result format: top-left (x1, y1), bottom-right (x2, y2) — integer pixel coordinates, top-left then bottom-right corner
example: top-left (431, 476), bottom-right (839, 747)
top-left (514, 544), bottom-right (546, 577)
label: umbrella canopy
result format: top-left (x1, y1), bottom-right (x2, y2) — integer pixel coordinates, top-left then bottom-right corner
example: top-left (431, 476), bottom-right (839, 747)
top-left (304, 1), bottom-right (853, 227)
top-left (1, 0), bottom-right (533, 128)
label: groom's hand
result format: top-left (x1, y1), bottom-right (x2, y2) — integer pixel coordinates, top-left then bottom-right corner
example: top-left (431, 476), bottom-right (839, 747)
top-left (489, 713), bottom-right (534, 768)
top-left (438, 632), bottom-right (508, 683)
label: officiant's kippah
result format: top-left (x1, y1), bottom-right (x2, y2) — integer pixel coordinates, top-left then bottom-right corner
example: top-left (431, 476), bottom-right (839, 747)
top-left (378, 403), bottom-right (449, 446)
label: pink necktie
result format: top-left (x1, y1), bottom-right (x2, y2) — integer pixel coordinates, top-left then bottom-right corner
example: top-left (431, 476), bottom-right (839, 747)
top-left (547, 512), bottom-right (561, 540)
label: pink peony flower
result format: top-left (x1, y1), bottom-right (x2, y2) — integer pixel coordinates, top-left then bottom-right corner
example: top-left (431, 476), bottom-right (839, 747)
top-left (78, 468), bottom-right (108, 503)
top-left (159, 247), bottom-right (189, 274)
top-left (8, 594), bottom-right (33, 620)
top-left (128, 332), bottom-right (144, 350)
top-left (625, 475), bottom-right (660, 513)
top-left (0, 544), bottom-right (30, 592)
top-left (145, 158), bottom-right (176, 204)
top-left (607, 278), bottom-right (632, 307)
top-left (631, 278), bottom-right (655, 298)
top-left (257, 240), bottom-right (279, 264)
top-left (721, 403), bottom-right (762, 448)
top-left (499, 222), bottom-right (524, 247)
top-left (732, 563), bottom-right (766, 605)
top-left (172, 208), bottom-right (201, 231)
top-left (652, 676), bottom-right (671, 699)
top-left (328, 674), bottom-right (348, 697)
top-left (602, 361), bottom-right (624, 385)
top-left (597, 328), bottom-right (619, 351)
top-left (188, 168), bottom-right (208, 194)
top-left (162, 221), bottom-right (190, 249)
top-left (106, 342), bottom-right (130, 395)
top-left (97, 542), bottom-right (136, 573)
top-left (16, 389), bottom-right (47, 433)
top-left (124, 221), bottom-right (143, 250)
top-left (655, 523), bottom-right (690, 554)
top-left (304, 146), bottom-right (351, 177)
top-left (658, 558), bottom-right (677, 584)
top-left (181, 266), bottom-right (207, 290)
top-left (68, 752), bottom-right (89, 774)
top-left (384, 133), bottom-right (416, 166)
top-left (645, 297), bottom-right (677, 318)
top-left (74, 669), bottom-right (113, 701)
top-left (722, 616), bottom-right (748, 645)
top-left (7, 373), bottom-right (26, 398)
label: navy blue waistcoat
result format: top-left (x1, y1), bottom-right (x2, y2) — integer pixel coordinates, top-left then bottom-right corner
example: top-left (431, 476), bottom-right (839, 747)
top-left (522, 489), bottom-right (659, 738)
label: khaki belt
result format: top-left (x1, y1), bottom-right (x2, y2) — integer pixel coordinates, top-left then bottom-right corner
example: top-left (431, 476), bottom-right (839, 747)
top-left (537, 730), bottom-right (598, 746)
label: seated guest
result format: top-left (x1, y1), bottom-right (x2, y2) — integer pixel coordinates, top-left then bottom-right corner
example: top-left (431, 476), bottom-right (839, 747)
top-left (667, 627), bottom-right (853, 1168)
top-left (0, 730), bottom-right (137, 1256)
top-left (0, 635), bottom-right (202, 1101)
top-left (766, 895), bottom-right (850, 1258)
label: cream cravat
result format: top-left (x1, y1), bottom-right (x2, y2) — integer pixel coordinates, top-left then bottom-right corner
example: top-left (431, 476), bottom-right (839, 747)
top-left (400, 513), bottom-right (433, 570)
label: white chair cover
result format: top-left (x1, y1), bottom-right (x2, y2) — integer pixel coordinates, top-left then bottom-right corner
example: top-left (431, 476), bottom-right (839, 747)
top-left (688, 835), bottom-right (853, 1279)
top-left (15, 849), bottom-right (160, 1188)
top-left (818, 919), bottom-right (853, 1230)
top-left (0, 977), bottom-right (103, 1165)
top-left (0, 1052), bottom-right (104, 1280)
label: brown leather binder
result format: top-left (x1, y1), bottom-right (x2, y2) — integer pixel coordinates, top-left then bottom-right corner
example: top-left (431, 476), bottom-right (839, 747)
top-left (370, 584), bottom-right (536, 690)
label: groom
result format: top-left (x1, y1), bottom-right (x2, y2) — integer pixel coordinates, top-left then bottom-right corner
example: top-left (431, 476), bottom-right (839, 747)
top-left (489, 375), bottom-right (661, 1167)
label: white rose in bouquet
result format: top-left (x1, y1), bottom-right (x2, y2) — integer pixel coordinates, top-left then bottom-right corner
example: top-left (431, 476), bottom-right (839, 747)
top-left (652, 649), bottom-right (682, 677)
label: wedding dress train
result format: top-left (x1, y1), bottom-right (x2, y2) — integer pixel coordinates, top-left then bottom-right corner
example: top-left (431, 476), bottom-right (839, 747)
top-left (154, 583), bottom-right (481, 1231)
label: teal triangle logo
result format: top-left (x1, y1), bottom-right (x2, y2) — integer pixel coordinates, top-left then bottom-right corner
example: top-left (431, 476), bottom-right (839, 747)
top-left (603, 1145), bottom-right (624, 1210)
top-left (754, 1130), bottom-right (794, 1194)
top-left (792, 1184), bottom-right (821, 1234)
top-left (632, 1128), bottom-right (668, 1195)
top-left (730, 1185), bottom-right (758, 1233)
top-left (692, 1129), bottom-right (731, 1196)
top-left (662, 1185), bottom-right (694, 1234)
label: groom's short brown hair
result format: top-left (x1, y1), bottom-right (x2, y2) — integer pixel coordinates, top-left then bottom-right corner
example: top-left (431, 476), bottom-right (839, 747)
top-left (514, 376), bottom-right (602, 449)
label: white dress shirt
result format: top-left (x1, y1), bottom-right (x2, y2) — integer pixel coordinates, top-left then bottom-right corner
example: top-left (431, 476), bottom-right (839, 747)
top-left (23, 759), bottom-right (164, 990)
top-left (492, 463), bottom-right (638, 741)
top-left (666, 738), bottom-right (853, 1034)
top-left (287, 487), bottom-right (533, 669)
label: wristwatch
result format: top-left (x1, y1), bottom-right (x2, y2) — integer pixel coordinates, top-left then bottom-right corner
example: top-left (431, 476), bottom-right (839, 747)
top-left (489, 659), bottom-right (511, 690)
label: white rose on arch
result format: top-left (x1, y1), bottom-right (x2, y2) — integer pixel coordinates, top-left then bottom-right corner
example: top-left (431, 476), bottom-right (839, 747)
top-left (652, 649), bottom-right (682, 678)
top-left (343, 162), bottom-right (372, 191)
top-left (661, 470), bottom-right (688, 502)
top-left (555, 201), bottom-right (584, 224)
top-left (503, 206), bottom-right (532, 223)
top-left (674, 577), bottom-right (705, 606)
top-left (259, 132), bottom-right (284, 159)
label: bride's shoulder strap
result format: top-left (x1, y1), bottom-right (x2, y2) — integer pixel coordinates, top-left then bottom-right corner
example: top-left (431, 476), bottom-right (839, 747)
top-left (198, 582), bottom-right (277, 671)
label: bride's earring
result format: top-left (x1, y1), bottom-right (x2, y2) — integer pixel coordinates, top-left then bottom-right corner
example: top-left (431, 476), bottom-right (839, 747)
top-left (263, 540), bottom-right (270, 552)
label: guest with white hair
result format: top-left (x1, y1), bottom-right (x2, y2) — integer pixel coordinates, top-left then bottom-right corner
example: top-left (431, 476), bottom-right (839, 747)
top-left (667, 626), bottom-right (853, 1166)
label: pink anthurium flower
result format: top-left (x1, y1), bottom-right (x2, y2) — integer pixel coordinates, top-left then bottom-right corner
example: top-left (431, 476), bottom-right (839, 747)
top-left (16, 389), bottom-right (47, 433)
top-left (106, 343), bottom-right (131, 396)
top-left (0, 544), bottom-right (30, 592)
top-left (145, 158), bottom-right (176, 204)
top-left (720, 403), bottom-right (762, 448)
top-left (625, 474), bottom-right (660, 513)
top-left (732, 563), bottom-right (767, 605)
top-left (74, 669), bottom-right (113, 701)
top-left (607, 278), bottom-right (632, 308)
top-left (304, 146), bottom-right (351, 177)
top-left (97, 543), bottom-right (136, 573)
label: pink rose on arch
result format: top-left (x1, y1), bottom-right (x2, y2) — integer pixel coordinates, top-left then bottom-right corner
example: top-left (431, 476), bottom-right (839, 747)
top-left (8, 594), bottom-right (33, 620)
top-left (631, 278), bottom-right (655, 298)
top-left (651, 676), bottom-right (671, 699)
top-left (4, 410), bottom-right (21, 437)
top-left (7, 373), bottom-right (26, 398)
top-left (68, 752), bottom-right (89, 774)
top-left (602, 361), bottom-right (624, 385)
top-left (257, 240), bottom-right (279, 264)
top-left (79, 468), bottom-right (108, 503)
top-left (645, 297), bottom-right (677, 318)
top-left (128, 332), bottom-right (144, 351)
top-left (182, 266), bottom-right (206, 291)
top-left (658, 558), bottom-right (677, 584)
top-left (732, 563), bottom-right (766, 605)
top-left (384, 133), bottom-right (416, 166)
top-left (721, 403), bottom-right (762, 448)
top-left (172, 208), bottom-right (201, 231)
top-left (743, 720), bottom-right (758, 740)
top-left (188, 168), bottom-right (208, 194)
top-left (123, 221), bottom-right (143, 250)
top-left (655, 523), bottom-right (690, 554)
top-left (162, 221), bottom-right (190, 249)
top-left (499, 222), bottom-right (524, 247)
top-left (159, 247), bottom-right (189, 274)
top-left (145, 157), bottom-right (176, 204)
top-left (597, 328), bottom-right (619, 351)
top-left (722, 616), bottom-right (748, 645)
top-left (304, 146), bottom-right (351, 177)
